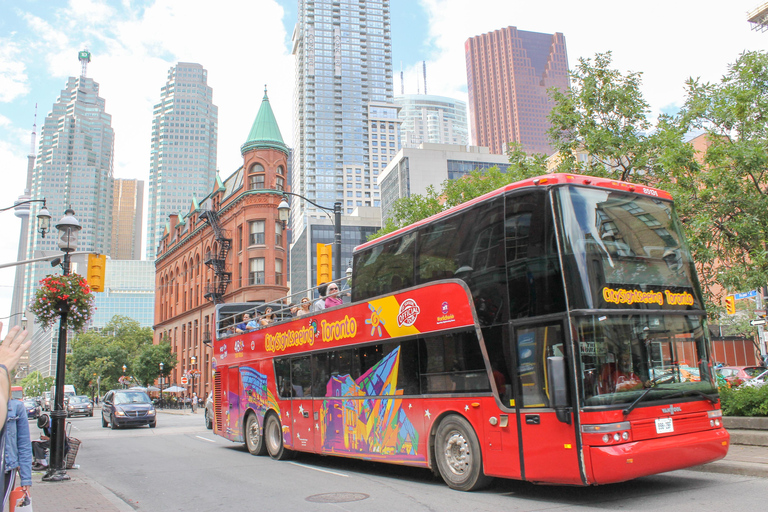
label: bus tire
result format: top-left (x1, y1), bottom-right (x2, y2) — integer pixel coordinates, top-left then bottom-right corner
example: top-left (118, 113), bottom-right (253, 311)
top-left (265, 413), bottom-right (292, 460)
top-left (434, 415), bottom-right (492, 491)
top-left (244, 413), bottom-right (266, 456)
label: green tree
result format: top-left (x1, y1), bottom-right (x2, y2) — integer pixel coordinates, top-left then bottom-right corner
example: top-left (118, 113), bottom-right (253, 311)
top-left (665, 50), bottom-right (768, 302)
top-left (132, 339), bottom-right (177, 388)
top-left (547, 51), bottom-right (667, 183)
top-left (20, 371), bottom-right (54, 397)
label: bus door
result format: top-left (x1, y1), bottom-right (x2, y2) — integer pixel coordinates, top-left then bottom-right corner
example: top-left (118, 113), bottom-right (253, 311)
top-left (515, 321), bottom-right (582, 484)
top-left (224, 366), bottom-right (242, 438)
top-left (290, 356), bottom-right (315, 453)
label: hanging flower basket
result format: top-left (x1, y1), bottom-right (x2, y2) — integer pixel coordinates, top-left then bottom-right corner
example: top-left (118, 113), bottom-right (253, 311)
top-left (29, 273), bottom-right (95, 332)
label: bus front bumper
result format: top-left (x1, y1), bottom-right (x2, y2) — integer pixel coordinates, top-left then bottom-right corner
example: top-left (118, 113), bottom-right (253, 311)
top-left (586, 427), bottom-right (730, 484)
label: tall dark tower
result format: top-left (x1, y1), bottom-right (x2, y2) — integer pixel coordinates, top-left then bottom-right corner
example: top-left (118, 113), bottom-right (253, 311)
top-left (465, 26), bottom-right (569, 156)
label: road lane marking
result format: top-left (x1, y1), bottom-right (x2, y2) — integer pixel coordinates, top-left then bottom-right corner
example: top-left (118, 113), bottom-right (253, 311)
top-left (195, 435), bottom-right (217, 443)
top-left (288, 462), bottom-right (349, 477)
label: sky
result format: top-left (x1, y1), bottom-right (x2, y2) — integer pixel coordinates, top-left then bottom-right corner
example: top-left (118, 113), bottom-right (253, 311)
top-left (0, 0), bottom-right (766, 335)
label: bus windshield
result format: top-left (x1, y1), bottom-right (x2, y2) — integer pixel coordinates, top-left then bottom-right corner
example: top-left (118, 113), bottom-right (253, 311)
top-left (576, 314), bottom-right (717, 406)
top-left (555, 186), bottom-right (702, 311)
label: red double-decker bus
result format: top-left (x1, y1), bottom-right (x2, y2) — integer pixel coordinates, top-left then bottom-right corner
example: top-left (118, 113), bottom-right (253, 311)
top-left (211, 173), bottom-right (728, 490)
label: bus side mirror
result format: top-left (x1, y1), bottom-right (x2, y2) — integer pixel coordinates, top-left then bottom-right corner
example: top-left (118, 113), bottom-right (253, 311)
top-left (547, 356), bottom-right (571, 425)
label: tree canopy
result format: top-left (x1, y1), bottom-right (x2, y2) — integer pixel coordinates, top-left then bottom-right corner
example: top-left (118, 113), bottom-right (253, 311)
top-left (67, 315), bottom-right (177, 397)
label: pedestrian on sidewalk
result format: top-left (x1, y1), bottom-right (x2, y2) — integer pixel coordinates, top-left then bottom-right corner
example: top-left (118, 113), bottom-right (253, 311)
top-left (192, 392), bottom-right (198, 413)
top-left (3, 399), bottom-right (32, 510)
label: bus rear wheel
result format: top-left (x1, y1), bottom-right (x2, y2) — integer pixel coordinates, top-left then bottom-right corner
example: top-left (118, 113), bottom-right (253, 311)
top-left (265, 413), bottom-right (292, 460)
top-left (434, 415), bottom-right (492, 491)
top-left (244, 413), bottom-right (266, 456)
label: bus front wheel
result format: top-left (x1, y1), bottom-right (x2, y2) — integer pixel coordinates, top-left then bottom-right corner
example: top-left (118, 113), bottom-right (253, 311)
top-left (434, 415), bottom-right (492, 491)
top-left (244, 413), bottom-right (266, 456)
top-left (264, 413), bottom-right (292, 460)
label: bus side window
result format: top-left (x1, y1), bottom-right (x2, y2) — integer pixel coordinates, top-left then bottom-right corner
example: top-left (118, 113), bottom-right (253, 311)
top-left (274, 358), bottom-right (291, 398)
top-left (291, 356), bottom-right (312, 398)
top-left (516, 323), bottom-right (565, 408)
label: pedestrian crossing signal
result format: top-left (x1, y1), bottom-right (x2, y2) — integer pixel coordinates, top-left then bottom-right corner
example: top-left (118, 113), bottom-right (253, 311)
top-left (725, 295), bottom-right (736, 315)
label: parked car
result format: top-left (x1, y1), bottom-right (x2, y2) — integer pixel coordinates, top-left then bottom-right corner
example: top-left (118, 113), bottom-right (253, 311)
top-left (22, 399), bottom-right (40, 419)
top-left (204, 391), bottom-right (213, 430)
top-left (716, 365), bottom-right (765, 387)
top-left (101, 389), bottom-right (156, 429)
top-left (66, 395), bottom-right (94, 417)
top-left (741, 368), bottom-right (768, 388)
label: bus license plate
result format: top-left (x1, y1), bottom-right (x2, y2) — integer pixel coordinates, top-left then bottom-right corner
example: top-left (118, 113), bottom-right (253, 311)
top-left (655, 417), bottom-right (674, 434)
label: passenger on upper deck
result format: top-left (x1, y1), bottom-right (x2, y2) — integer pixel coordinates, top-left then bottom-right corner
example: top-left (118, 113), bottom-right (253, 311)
top-left (245, 313), bottom-right (260, 331)
top-left (313, 283), bottom-right (329, 313)
top-left (261, 307), bottom-right (275, 326)
top-left (297, 297), bottom-right (311, 316)
top-left (235, 314), bottom-right (252, 333)
top-left (325, 283), bottom-right (343, 309)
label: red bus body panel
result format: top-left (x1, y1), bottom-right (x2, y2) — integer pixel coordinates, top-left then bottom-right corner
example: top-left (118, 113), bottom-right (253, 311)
top-left (212, 280), bottom-right (728, 485)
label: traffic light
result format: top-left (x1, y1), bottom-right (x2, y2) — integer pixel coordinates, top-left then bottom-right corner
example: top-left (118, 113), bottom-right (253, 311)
top-left (87, 253), bottom-right (107, 292)
top-left (725, 295), bottom-right (736, 315)
top-left (316, 243), bottom-right (332, 285)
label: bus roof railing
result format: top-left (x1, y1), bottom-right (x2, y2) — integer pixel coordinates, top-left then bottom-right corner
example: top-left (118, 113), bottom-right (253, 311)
top-left (215, 274), bottom-right (352, 336)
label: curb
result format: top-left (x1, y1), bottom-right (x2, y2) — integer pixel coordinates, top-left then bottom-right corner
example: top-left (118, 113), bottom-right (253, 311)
top-left (689, 460), bottom-right (768, 478)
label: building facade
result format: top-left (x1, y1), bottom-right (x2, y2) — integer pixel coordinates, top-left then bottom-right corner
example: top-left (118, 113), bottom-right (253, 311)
top-left (154, 92), bottom-right (288, 398)
top-left (23, 52), bottom-right (115, 375)
top-left (91, 260), bottom-right (155, 328)
top-left (290, 0), bottom-right (393, 280)
top-left (147, 62), bottom-right (218, 259)
top-left (111, 179), bottom-right (144, 260)
top-left (465, 26), bottom-right (569, 156)
top-left (395, 94), bottom-right (468, 148)
top-left (378, 143), bottom-right (512, 221)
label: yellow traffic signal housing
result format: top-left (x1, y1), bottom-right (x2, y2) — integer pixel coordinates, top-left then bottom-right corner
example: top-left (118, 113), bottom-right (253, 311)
top-left (87, 253), bottom-right (107, 292)
top-left (316, 243), bottom-right (332, 286)
top-left (724, 295), bottom-right (736, 315)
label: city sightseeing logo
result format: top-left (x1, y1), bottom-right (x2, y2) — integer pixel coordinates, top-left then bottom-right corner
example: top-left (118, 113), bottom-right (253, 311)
top-left (397, 298), bottom-right (420, 327)
top-left (365, 303), bottom-right (385, 337)
top-left (437, 301), bottom-right (455, 325)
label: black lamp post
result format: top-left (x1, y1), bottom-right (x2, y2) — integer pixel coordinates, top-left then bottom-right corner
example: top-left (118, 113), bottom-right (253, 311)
top-left (122, 364), bottom-right (127, 388)
top-left (43, 207), bottom-right (80, 482)
top-left (159, 362), bottom-right (164, 408)
top-left (1, 197), bottom-right (52, 237)
top-left (277, 193), bottom-right (342, 283)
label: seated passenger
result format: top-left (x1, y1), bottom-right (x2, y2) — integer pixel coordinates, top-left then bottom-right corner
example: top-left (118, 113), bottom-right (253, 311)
top-left (297, 297), bottom-right (311, 316)
top-left (260, 307), bottom-right (275, 326)
top-left (235, 314), bottom-right (252, 333)
top-left (324, 283), bottom-right (343, 308)
top-left (245, 314), bottom-right (260, 331)
top-left (599, 352), bottom-right (648, 393)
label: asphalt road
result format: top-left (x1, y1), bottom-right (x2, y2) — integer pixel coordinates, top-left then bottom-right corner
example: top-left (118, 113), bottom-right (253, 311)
top-left (58, 410), bottom-right (766, 512)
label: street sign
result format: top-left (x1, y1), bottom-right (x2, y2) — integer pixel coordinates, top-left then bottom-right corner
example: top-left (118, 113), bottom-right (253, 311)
top-left (181, 376), bottom-right (188, 385)
top-left (734, 290), bottom-right (759, 300)
top-left (750, 319), bottom-right (767, 326)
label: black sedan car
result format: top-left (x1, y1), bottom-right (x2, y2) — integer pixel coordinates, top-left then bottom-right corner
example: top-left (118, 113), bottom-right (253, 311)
top-left (101, 389), bottom-right (156, 429)
top-left (66, 395), bottom-right (94, 417)
top-left (22, 399), bottom-right (40, 419)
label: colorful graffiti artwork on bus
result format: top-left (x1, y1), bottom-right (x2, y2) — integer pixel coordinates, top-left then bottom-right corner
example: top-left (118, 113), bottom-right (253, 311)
top-left (240, 366), bottom-right (280, 428)
top-left (320, 346), bottom-right (421, 462)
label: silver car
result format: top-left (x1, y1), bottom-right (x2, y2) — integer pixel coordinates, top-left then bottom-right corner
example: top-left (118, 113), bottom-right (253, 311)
top-left (66, 395), bottom-right (94, 417)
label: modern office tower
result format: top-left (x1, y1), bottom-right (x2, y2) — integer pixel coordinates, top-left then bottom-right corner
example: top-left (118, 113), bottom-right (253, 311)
top-left (291, 0), bottom-right (393, 281)
top-left (90, 260), bottom-right (156, 328)
top-left (378, 143), bottom-right (511, 222)
top-left (24, 50), bottom-right (115, 375)
top-left (111, 178), bottom-right (144, 260)
top-left (465, 26), bottom-right (569, 156)
top-left (364, 102), bottom-right (400, 212)
top-left (395, 94), bottom-right (468, 148)
top-left (147, 62), bottom-right (218, 259)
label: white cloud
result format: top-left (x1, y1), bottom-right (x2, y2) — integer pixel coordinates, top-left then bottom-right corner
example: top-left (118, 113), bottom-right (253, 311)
top-left (0, 39), bottom-right (29, 102)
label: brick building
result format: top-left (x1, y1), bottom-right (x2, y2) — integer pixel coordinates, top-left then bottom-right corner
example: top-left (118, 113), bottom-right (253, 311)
top-left (153, 91), bottom-right (289, 397)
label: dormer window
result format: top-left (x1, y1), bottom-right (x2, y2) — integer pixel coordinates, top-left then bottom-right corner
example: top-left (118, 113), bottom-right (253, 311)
top-left (249, 163), bottom-right (265, 190)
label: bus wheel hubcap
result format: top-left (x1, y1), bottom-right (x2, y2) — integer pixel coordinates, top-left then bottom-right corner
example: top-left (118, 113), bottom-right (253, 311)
top-left (444, 431), bottom-right (470, 475)
top-left (248, 421), bottom-right (259, 446)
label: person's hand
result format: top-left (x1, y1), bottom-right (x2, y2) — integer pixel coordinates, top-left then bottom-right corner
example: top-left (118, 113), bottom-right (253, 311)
top-left (0, 323), bottom-right (32, 375)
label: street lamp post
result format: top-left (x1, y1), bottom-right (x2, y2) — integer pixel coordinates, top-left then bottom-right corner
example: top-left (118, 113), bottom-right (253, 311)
top-left (44, 207), bottom-right (80, 483)
top-left (278, 193), bottom-right (342, 283)
top-left (1, 197), bottom-right (52, 237)
top-left (190, 356), bottom-right (197, 410)
top-left (122, 364), bottom-right (127, 389)
top-left (159, 362), bottom-right (164, 408)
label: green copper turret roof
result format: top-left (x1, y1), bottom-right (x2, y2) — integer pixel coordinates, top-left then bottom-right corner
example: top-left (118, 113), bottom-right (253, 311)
top-left (241, 87), bottom-right (288, 156)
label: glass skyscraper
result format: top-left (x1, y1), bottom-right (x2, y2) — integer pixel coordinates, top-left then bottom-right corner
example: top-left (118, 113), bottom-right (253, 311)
top-left (147, 62), bottom-right (218, 259)
top-left (395, 94), bottom-right (468, 148)
top-left (291, 0), bottom-right (393, 229)
top-left (24, 53), bottom-right (115, 376)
